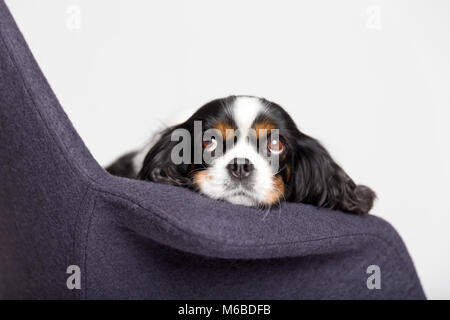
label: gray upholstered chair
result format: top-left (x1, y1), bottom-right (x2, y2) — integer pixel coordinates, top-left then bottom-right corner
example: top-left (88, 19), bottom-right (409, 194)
top-left (0, 1), bottom-right (425, 299)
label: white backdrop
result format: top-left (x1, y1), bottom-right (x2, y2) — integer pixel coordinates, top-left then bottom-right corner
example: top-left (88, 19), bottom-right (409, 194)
top-left (5, 0), bottom-right (450, 299)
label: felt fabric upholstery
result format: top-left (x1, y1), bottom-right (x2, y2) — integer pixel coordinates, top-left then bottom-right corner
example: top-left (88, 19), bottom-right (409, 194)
top-left (0, 1), bottom-right (425, 299)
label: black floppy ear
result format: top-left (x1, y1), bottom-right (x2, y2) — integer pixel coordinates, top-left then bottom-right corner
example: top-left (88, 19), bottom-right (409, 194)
top-left (286, 133), bottom-right (376, 215)
top-left (138, 126), bottom-right (191, 187)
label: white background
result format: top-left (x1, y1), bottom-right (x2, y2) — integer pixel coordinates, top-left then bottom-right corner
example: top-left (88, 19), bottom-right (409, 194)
top-left (5, 0), bottom-right (450, 299)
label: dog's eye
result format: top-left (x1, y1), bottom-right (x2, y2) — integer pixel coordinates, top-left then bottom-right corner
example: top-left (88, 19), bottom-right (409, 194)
top-left (203, 137), bottom-right (217, 152)
top-left (268, 138), bottom-right (284, 154)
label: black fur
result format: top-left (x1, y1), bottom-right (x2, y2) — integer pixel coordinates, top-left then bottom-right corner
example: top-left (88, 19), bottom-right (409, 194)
top-left (286, 133), bottom-right (376, 214)
top-left (254, 99), bottom-right (376, 214)
top-left (105, 151), bottom-right (137, 178)
top-left (138, 96), bottom-right (237, 189)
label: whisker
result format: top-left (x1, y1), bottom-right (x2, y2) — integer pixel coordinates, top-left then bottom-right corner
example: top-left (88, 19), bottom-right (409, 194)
top-left (273, 166), bottom-right (286, 176)
top-left (261, 205), bottom-right (272, 221)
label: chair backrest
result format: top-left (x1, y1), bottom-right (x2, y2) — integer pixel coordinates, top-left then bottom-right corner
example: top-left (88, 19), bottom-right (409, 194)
top-left (0, 0), bottom-right (425, 299)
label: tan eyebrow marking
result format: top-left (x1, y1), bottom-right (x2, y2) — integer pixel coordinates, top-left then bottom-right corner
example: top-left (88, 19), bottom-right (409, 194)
top-left (253, 119), bottom-right (277, 138)
top-left (213, 121), bottom-right (234, 140)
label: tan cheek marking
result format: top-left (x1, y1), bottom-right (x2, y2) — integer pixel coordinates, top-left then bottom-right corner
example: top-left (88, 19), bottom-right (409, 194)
top-left (286, 164), bottom-right (291, 182)
top-left (192, 170), bottom-right (211, 189)
top-left (264, 175), bottom-right (285, 205)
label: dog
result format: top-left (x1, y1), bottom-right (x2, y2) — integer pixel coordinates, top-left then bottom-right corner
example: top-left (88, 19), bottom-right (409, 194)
top-left (106, 95), bottom-right (375, 214)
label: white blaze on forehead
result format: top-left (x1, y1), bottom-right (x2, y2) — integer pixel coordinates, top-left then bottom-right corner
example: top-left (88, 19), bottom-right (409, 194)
top-left (232, 96), bottom-right (263, 130)
top-left (230, 96), bottom-right (264, 160)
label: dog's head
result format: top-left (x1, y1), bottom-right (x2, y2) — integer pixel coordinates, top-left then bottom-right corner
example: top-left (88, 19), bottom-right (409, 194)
top-left (139, 96), bottom-right (375, 213)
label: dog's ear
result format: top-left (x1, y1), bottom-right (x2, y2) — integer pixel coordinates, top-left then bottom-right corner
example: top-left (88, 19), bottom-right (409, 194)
top-left (138, 126), bottom-right (192, 187)
top-left (286, 133), bottom-right (376, 214)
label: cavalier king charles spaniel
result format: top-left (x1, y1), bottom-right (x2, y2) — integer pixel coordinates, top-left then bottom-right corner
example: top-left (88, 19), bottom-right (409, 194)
top-left (106, 95), bottom-right (375, 214)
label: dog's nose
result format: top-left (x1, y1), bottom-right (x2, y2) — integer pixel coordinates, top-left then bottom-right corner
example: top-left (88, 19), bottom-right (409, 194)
top-left (227, 158), bottom-right (254, 180)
